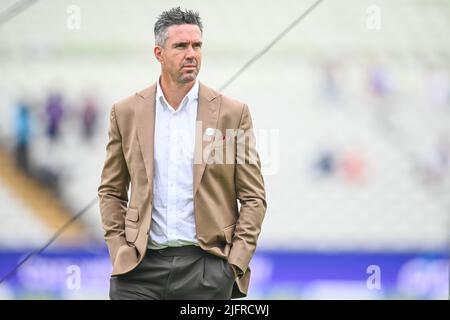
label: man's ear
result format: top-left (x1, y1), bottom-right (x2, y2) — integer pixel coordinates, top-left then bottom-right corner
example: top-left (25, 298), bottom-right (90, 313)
top-left (154, 46), bottom-right (164, 63)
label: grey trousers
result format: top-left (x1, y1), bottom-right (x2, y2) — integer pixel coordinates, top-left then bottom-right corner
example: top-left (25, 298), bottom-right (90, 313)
top-left (109, 245), bottom-right (236, 300)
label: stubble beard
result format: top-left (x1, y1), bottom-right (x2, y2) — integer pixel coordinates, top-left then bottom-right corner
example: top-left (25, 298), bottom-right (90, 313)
top-left (178, 67), bottom-right (199, 84)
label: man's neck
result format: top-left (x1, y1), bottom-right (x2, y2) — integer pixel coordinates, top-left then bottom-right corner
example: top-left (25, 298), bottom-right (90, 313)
top-left (159, 75), bottom-right (196, 110)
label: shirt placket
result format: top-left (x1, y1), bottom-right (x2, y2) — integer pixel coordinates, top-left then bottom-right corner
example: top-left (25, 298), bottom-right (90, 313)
top-left (167, 112), bottom-right (177, 245)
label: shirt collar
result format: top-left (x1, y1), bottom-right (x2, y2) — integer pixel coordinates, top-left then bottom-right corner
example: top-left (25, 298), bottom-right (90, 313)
top-left (156, 78), bottom-right (199, 113)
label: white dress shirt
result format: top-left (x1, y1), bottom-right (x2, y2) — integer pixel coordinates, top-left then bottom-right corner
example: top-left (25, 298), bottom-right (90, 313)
top-left (148, 79), bottom-right (199, 249)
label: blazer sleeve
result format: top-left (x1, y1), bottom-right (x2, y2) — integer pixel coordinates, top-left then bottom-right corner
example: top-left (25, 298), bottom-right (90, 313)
top-left (98, 104), bottom-right (130, 264)
top-left (228, 104), bottom-right (267, 274)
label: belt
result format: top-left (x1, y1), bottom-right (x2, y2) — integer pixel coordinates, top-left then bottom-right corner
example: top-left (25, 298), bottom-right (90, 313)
top-left (148, 245), bottom-right (206, 257)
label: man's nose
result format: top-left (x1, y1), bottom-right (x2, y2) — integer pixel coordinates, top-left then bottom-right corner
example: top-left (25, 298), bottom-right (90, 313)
top-left (185, 45), bottom-right (195, 58)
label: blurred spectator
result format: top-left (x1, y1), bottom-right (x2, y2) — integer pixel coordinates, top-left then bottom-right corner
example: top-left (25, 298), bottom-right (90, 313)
top-left (80, 96), bottom-right (98, 141)
top-left (367, 64), bottom-right (396, 132)
top-left (339, 150), bottom-right (367, 183)
top-left (321, 60), bottom-right (340, 105)
top-left (428, 68), bottom-right (450, 110)
top-left (312, 147), bottom-right (367, 184)
top-left (14, 100), bottom-right (31, 174)
top-left (313, 148), bottom-right (336, 177)
top-left (44, 93), bottom-right (64, 141)
top-left (416, 133), bottom-right (450, 185)
top-left (369, 65), bottom-right (393, 99)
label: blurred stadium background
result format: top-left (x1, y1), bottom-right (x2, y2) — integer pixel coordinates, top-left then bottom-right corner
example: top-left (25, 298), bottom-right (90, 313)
top-left (0, 0), bottom-right (449, 299)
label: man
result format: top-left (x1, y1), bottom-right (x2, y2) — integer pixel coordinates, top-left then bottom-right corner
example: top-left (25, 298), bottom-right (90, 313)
top-left (98, 7), bottom-right (266, 300)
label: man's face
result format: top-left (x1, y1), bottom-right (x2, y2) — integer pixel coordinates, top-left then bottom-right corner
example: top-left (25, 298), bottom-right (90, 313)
top-left (155, 24), bottom-right (202, 85)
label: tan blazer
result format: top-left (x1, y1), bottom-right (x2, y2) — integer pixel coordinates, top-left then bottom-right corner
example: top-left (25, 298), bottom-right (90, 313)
top-left (98, 82), bottom-right (267, 298)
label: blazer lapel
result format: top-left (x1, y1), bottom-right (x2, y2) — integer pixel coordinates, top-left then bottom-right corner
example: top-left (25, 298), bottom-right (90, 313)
top-left (135, 83), bottom-right (157, 189)
top-left (193, 82), bottom-right (220, 196)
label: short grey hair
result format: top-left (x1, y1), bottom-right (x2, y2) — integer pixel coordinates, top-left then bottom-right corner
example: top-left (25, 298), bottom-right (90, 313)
top-left (154, 7), bottom-right (203, 47)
